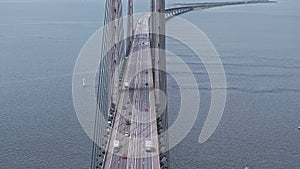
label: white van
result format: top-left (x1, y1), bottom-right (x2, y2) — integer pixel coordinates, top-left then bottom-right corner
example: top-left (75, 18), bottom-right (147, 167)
top-left (113, 140), bottom-right (120, 153)
top-left (124, 82), bottom-right (129, 89)
top-left (145, 140), bottom-right (152, 152)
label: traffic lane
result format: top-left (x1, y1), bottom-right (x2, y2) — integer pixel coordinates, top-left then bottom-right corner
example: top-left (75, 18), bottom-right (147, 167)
top-left (142, 16), bottom-right (154, 168)
top-left (141, 42), bottom-right (153, 168)
top-left (130, 44), bottom-right (143, 168)
top-left (143, 39), bottom-right (154, 168)
top-left (143, 58), bottom-right (153, 169)
top-left (125, 15), bottom-right (153, 168)
top-left (110, 155), bottom-right (120, 169)
top-left (106, 14), bottom-right (152, 169)
top-left (109, 34), bottom-right (141, 169)
top-left (127, 87), bottom-right (139, 169)
top-left (111, 97), bottom-right (130, 169)
top-left (107, 90), bottom-right (130, 169)
top-left (132, 38), bottom-right (145, 168)
top-left (122, 50), bottom-right (143, 167)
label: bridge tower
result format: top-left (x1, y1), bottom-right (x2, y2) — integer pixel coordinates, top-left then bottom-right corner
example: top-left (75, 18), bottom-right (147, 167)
top-left (127, 0), bottom-right (133, 55)
top-left (152, 0), bottom-right (170, 168)
top-left (91, 0), bottom-right (124, 169)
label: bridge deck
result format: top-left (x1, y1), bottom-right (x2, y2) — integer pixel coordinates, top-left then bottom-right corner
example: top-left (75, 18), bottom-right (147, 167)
top-left (103, 14), bottom-right (160, 169)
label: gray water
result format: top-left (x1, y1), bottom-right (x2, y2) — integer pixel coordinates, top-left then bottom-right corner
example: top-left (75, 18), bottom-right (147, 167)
top-left (0, 0), bottom-right (299, 169)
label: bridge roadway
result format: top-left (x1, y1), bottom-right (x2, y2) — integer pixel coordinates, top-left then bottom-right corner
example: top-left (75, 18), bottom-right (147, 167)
top-left (103, 13), bottom-right (160, 169)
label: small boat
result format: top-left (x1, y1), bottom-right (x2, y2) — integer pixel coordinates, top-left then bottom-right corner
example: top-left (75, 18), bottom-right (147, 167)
top-left (82, 78), bottom-right (86, 87)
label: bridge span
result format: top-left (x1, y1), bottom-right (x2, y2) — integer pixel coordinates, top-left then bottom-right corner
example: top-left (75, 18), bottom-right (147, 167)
top-left (90, 1), bottom-right (276, 169)
top-left (103, 14), bottom-right (160, 169)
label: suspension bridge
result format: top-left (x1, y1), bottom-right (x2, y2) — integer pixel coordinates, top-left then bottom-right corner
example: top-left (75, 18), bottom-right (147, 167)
top-left (88, 1), bottom-right (275, 169)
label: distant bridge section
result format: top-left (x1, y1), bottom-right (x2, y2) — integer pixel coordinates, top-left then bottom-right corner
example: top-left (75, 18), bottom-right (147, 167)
top-left (166, 0), bottom-right (276, 19)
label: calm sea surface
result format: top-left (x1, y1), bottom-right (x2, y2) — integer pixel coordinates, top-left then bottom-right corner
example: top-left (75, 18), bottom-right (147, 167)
top-left (0, 0), bottom-right (299, 168)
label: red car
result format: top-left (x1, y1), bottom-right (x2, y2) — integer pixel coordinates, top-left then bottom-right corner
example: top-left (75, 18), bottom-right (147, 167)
top-left (144, 108), bottom-right (149, 112)
top-left (121, 155), bottom-right (127, 159)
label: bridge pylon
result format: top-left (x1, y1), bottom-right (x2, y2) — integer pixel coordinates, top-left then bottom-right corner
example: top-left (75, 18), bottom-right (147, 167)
top-left (151, 0), bottom-right (170, 168)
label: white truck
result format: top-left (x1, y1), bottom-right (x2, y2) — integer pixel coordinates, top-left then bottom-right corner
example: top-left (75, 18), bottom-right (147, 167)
top-left (113, 140), bottom-right (120, 153)
top-left (145, 140), bottom-right (153, 152)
